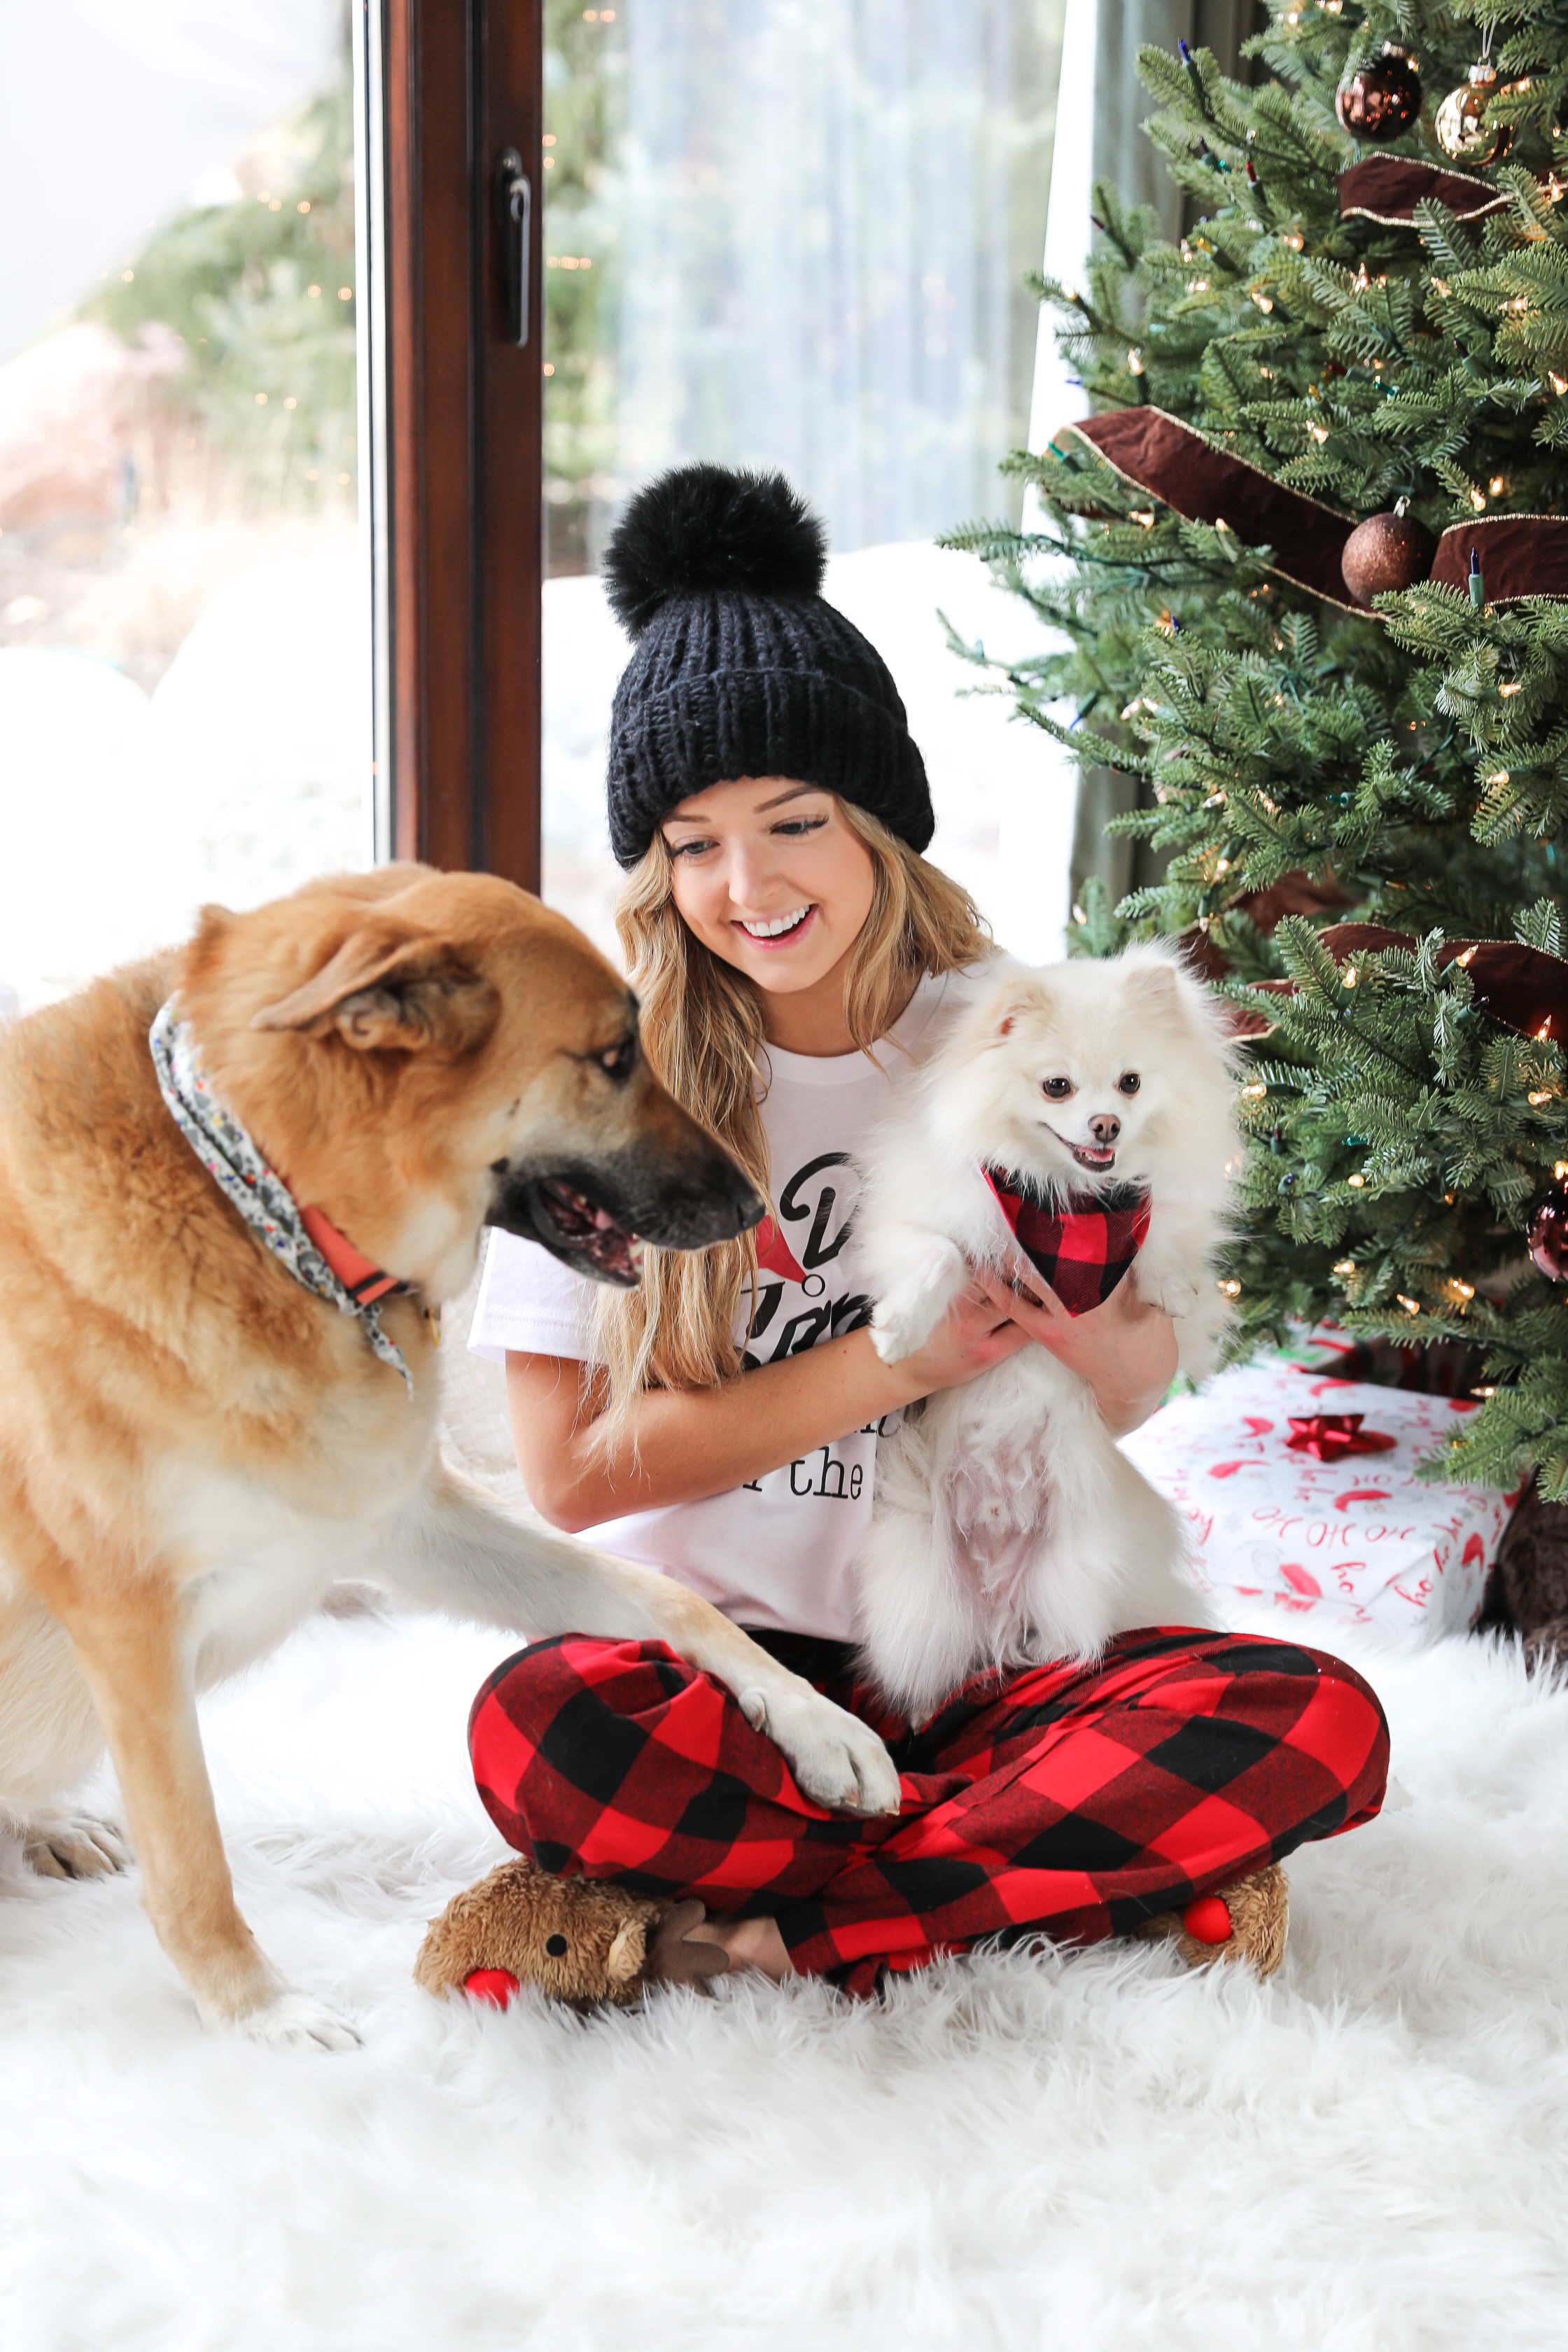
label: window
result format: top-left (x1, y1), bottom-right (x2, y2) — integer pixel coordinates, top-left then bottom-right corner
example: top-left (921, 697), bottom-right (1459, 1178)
top-left (539, 0), bottom-right (1069, 960)
top-left (0, 3), bottom-right (370, 1014)
top-left (1, 1), bottom-right (1072, 1007)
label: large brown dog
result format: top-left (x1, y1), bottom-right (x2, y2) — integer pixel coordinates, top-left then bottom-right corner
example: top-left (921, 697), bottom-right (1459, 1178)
top-left (0, 866), bottom-right (899, 2047)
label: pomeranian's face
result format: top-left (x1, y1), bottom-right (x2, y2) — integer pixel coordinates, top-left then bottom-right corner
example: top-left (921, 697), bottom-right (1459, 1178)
top-left (964, 950), bottom-right (1225, 1194)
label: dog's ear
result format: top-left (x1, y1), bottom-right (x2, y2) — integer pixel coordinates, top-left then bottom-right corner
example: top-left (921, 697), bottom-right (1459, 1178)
top-left (1121, 949), bottom-right (1185, 1018)
top-left (251, 925), bottom-right (498, 1054)
top-left (986, 973), bottom-right (1051, 1037)
top-left (1127, 959), bottom-right (1178, 1002)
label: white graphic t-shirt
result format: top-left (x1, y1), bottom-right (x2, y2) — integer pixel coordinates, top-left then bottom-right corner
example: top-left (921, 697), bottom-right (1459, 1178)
top-left (470, 968), bottom-right (976, 1639)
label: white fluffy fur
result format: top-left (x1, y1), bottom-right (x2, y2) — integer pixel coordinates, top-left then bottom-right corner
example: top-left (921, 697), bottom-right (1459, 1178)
top-left (3, 1298), bottom-right (1564, 2347)
top-left (4, 1604), bottom-right (1567, 2351)
top-left (853, 946), bottom-right (1238, 1719)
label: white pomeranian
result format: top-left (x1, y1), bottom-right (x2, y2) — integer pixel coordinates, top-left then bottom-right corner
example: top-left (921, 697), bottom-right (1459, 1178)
top-left (852, 944), bottom-right (1238, 1721)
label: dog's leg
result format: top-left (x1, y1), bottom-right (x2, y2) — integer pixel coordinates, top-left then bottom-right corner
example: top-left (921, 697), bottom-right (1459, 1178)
top-left (852, 1425), bottom-right (976, 1726)
top-left (379, 1464), bottom-right (902, 1816)
top-left (1135, 1204), bottom-right (1228, 1376)
top-left (869, 1231), bottom-right (969, 1365)
top-left (0, 1588), bottom-right (129, 1874)
top-left (60, 1586), bottom-right (361, 2049)
top-left (1027, 1410), bottom-right (1209, 1658)
top-left (1133, 1206), bottom-right (1205, 1324)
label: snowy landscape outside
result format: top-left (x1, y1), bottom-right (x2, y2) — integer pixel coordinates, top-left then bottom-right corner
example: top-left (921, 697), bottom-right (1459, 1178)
top-left (1, 0), bottom-right (1071, 1017)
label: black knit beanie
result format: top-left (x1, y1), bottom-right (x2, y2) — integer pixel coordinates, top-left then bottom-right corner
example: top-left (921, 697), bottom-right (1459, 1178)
top-left (602, 463), bottom-right (934, 869)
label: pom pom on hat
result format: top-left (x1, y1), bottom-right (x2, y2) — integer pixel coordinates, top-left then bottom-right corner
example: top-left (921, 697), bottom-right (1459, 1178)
top-left (604, 463), bottom-right (827, 638)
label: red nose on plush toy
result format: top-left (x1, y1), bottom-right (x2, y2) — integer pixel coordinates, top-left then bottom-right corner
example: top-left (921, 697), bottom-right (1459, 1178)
top-left (465, 1967), bottom-right (522, 2007)
top-left (1181, 1895), bottom-right (1233, 1945)
top-left (982, 1168), bottom-right (1151, 1315)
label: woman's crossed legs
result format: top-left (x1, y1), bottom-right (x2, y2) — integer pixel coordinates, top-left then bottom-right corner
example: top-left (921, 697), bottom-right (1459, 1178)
top-left (468, 1624), bottom-right (1389, 1998)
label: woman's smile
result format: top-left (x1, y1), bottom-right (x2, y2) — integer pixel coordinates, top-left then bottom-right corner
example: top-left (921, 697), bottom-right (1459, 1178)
top-left (734, 903), bottom-right (817, 947)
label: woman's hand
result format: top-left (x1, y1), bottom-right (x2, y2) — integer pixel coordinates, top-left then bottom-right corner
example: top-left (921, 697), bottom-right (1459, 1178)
top-left (969, 1263), bottom-right (1177, 1437)
top-left (880, 1279), bottom-right (1032, 1404)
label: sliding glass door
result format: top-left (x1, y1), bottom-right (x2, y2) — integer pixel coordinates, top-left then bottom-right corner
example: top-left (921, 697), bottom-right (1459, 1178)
top-left (0, 1), bottom-right (370, 1014)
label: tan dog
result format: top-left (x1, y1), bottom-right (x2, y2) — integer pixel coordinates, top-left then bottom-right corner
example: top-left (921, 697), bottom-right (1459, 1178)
top-left (0, 866), bottom-right (899, 2048)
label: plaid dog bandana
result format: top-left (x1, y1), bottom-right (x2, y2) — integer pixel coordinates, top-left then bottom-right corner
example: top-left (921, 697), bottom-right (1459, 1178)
top-left (149, 997), bottom-right (414, 1395)
top-left (981, 1166), bottom-right (1150, 1316)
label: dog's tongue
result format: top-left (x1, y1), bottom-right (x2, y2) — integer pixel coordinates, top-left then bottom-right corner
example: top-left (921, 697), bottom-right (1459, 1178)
top-left (1074, 1144), bottom-right (1116, 1169)
top-left (588, 1205), bottom-right (643, 1280)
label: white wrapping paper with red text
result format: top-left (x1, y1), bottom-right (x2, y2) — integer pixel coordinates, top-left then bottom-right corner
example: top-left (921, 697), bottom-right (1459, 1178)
top-left (1120, 1363), bottom-right (1521, 1646)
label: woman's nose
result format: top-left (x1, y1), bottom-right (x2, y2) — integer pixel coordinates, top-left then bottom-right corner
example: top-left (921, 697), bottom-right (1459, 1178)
top-left (725, 839), bottom-right (779, 906)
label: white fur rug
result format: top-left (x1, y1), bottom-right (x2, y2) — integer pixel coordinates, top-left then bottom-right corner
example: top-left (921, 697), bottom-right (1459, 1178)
top-left (4, 1607), bottom-right (1567, 2352)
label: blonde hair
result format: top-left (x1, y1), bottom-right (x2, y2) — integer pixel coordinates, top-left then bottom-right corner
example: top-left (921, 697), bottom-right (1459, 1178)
top-left (591, 799), bottom-right (988, 1436)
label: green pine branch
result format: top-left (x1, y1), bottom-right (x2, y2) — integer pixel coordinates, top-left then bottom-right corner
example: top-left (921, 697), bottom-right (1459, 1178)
top-left (941, 0), bottom-right (1568, 1498)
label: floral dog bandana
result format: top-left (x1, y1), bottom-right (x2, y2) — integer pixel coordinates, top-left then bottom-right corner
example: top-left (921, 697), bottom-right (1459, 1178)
top-left (982, 1166), bottom-right (1151, 1316)
top-left (149, 997), bottom-right (414, 1394)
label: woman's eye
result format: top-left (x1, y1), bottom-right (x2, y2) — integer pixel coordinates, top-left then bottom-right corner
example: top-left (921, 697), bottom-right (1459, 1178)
top-left (771, 816), bottom-right (827, 839)
top-left (1042, 1077), bottom-right (1073, 1100)
top-left (666, 836), bottom-right (715, 860)
top-left (1118, 1072), bottom-right (1141, 1096)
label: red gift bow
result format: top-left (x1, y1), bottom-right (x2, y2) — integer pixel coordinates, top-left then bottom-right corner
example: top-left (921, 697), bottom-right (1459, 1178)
top-left (1284, 1412), bottom-right (1397, 1463)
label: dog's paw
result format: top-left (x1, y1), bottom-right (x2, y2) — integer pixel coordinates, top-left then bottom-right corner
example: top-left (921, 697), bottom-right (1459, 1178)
top-left (870, 1314), bottom-right (914, 1366)
top-left (738, 1681), bottom-right (902, 1818)
top-left (1138, 1269), bottom-right (1201, 1320)
top-left (1173, 1321), bottom-right (1224, 1381)
top-left (871, 1296), bottom-right (939, 1365)
top-left (235, 1989), bottom-right (363, 2054)
top-left (22, 1810), bottom-right (131, 1882)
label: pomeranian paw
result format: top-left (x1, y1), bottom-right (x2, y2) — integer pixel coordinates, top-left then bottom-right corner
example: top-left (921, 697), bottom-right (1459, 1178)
top-left (870, 1241), bottom-right (967, 1364)
top-left (871, 1298), bottom-right (937, 1364)
top-left (1138, 1268), bottom-right (1202, 1320)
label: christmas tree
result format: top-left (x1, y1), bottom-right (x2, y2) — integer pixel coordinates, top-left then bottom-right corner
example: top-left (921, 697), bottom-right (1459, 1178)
top-left (83, 79), bottom-right (358, 512)
top-left (949, 1), bottom-right (1568, 1497)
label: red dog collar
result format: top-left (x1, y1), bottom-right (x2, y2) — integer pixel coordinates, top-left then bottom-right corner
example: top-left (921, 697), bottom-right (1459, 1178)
top-left (982, 1166), bottom-right (1150, 1316)
top-left (299, 1204), bottom-right (405, 1307)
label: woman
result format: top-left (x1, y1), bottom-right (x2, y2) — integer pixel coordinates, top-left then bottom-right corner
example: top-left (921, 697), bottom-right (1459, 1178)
top-left (467, 464), bottom-right (1387, 1996)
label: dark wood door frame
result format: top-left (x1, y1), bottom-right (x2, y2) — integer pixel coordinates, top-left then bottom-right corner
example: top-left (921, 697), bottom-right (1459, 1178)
top-left (375, 0), bottom-right (543, 888)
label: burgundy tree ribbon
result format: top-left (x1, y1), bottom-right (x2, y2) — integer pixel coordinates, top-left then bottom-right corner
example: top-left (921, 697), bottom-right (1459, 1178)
top-left (1285, 1410), bottom-right (1397, 1461)
top-left (1198, 920), bottom-right (1568, 1046)
top-left (1059, 409), bottom-right (1568, 611)
top-left (1428, 514), bottom-right (1568, 603)
top-left (1337, 155), bottom-right (1513, 227)
top-left (1059, 408), bottom-right (1362, 608)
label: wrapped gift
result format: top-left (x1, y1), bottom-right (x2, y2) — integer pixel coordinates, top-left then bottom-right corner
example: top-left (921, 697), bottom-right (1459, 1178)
top-left (1120, 1362), bottom-right (1522, 1645)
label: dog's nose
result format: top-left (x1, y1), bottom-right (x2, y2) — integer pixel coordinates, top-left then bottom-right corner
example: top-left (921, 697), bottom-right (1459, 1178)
top-left (722, 1175), bottom-right (766, 1236)
top-left (1089, 1113), bottom-right (1121, 1145)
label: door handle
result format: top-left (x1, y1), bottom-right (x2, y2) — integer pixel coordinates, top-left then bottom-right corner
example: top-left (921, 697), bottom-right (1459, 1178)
top-left (496, 148), bottom-right (531, 347)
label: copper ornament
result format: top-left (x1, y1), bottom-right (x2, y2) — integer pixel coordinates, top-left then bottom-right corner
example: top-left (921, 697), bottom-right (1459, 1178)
top-left (1340, 512), bottom-right (1438, 604)
top-left (1529, 1183), bottom-right (1568, 1282)
top-left (1336, 46), bottom-right (1422, 141)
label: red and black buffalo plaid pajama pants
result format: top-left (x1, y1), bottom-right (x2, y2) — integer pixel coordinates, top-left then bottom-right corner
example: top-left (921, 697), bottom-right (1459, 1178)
top-left (468, 1624), bottom-right (1388, 1997)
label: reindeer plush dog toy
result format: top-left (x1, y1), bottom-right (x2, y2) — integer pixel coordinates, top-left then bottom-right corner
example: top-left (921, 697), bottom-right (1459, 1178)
top-left (416, 1858), bottom-right (727, 2008)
